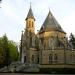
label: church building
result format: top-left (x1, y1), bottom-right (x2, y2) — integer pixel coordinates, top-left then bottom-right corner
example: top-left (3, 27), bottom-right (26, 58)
top-left (20, 5), bottom-right (75, 69)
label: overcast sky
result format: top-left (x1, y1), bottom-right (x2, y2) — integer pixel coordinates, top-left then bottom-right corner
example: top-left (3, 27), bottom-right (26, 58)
top-left (0, 0), bottom-right (75, 42)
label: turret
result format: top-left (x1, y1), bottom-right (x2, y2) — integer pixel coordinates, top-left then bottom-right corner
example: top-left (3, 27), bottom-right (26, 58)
top-left (25, 5), bottom-right (35, 33)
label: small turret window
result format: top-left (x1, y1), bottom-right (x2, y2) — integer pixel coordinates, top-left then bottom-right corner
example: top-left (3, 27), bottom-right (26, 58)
top-left (29, 21), bottom-right (31, 27)
top-left (32, 55), bottom-right (34, 63)
top-left (32, 21), bottom-right (33, 27)
top-left (49, 54), bottom-right (52, 63)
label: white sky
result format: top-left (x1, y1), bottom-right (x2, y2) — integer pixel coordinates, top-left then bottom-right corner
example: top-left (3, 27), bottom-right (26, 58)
top-left (0, 0), bottom-right (75, 42)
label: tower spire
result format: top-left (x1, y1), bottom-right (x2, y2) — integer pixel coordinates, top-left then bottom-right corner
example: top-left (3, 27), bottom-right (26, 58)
top-left (25, 4), bottom-right (35, 33)
top-left (25, 3), bottom-right (35, 20)
top-left (30, 2), bottom-right (31, 8)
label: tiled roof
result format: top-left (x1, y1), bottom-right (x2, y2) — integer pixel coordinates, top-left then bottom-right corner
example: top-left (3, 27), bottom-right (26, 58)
top-left (39, 10), bottom-right (65, 33)
top-left (26, 6), bottom-right (35, 20)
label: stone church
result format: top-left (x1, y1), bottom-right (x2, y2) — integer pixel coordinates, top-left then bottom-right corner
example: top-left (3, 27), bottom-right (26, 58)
top-left (20, 6), bottom-right (75, 69)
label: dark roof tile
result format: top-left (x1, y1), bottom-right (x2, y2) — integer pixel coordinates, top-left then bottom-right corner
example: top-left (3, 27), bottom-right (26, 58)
top-left (26, 6), bottom-right (35, 20)
top-left (39, 10), bottom-right (65, 33)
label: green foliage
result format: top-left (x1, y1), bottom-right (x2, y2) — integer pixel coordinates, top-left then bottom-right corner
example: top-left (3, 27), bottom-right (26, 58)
top-left (2, 34), bottom-right (10, 66)
top-left (0, 34), bottom-right (19, 68)
top-left (8, 41), bottom-right (19, 62)
top-left (69, 33), bottom-right (75, 49)
top-left (0, 38), bottom-right (5, 65)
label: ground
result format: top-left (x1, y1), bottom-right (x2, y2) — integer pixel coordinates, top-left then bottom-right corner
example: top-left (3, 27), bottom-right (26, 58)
top-left (0, 73), bottom-right (49, 75)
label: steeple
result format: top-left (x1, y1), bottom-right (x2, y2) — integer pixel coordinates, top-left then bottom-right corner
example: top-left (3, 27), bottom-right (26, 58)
top-left (21, 30), bottom-right (24, 42)
top-left (26, 4), bottom-right (35, 20)
top-left (25, 4), bottom-right (35, 33)
top-left (39, 9), bottom-right (65, 33)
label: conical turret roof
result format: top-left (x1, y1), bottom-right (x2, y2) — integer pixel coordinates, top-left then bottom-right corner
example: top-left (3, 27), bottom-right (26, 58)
top-left (39, 10), bottom-right (65, 33)
top-left (26, 6), bottom-right (35, 20)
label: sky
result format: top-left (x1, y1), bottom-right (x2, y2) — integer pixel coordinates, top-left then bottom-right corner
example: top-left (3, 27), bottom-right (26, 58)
top-left (0, 0), bottom-right (75, 42)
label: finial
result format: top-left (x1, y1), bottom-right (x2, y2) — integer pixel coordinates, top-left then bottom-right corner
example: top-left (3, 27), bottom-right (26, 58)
top-left (48, 7), bottom-right (52, 16)
top-left (0, 0), bottom-right (2, 8)
top-left (22, 30), bottom-right (23, 34)
top-left (0, 0), bottom-right (2, 3)
top-left (30, 2), bottom-right (31, 8)
top-left (49, 7), bottom-right (50, 13)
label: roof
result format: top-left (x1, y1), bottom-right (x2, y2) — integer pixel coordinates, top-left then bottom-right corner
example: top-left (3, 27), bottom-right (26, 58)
top-left (25, 6), bottom-right (35, 20)
top-left (39, 10), bottom-right (65, 33)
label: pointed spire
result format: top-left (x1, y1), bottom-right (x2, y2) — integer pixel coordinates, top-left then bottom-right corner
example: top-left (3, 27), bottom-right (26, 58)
top-left (21, 30), bottom-right (23, 40)
top-left (22, 30), bottom-right (23, 34)
top-left (25, 3), bottom-right (35, 20)
top-left (39, 9), bottom-right (65, 33)
top-left (30, 2), bottom-right (31, 9)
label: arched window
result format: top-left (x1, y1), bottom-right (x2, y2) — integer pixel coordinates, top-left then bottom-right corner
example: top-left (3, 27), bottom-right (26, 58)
top-left (49, 38), bottom-right (54, 50)
top-left (70, 53), bottom-right (75, 62)
top-left (32, 21), bottom-right (33, 27)
top-left (49, 54), bottom-right (52, 64)
top-left (24, 56), bottom-right (26, 63)
top-left (40, 38), bottom-right (44, 44)
top-left (32, 55), bottom-right (34, 63)
top-left (54, 54), bottom-right (58, 62)
top-left (29, 21), bottom-right (31, 27)
top-left (49, 38), bottom-right (51, 49)
top-left (32, 36), bottom-right (35, 47)
top-left (30, 37), bottom-right (32, 46)
top-left (37, 57), bottom-right (39, 63)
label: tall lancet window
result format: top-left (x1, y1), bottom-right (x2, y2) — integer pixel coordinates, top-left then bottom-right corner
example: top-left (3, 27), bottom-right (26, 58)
top-left (49, 37), bottom-right (53, 50)
top-left (49, 54), bottom-right (52, 64)
top-left (29, 21), bottom-right (31, 27)
top-left (32, 21), bottom-right (33, 27)
top-left (32, 36), bottom-right (35, 47)
top-left (39, 39), bottom-right (42, 49)
top-left (54, 54), bottom-right (58, 62)
top-left (24, 56), bottom-right (26, 63)
top-left (49, 38), bottom-right (51, 49)
top-left (32, 55), bottom-right (34, 63)
top-left (70, 53), bottom-right (75, 63)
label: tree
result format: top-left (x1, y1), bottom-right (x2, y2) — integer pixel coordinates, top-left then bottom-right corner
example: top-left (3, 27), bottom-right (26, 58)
top-left (0, 34), bottom-right (19, 68)
top-left (0, 38), bottom-right (5, 67)
top-left (8, 41), bottom-right (19, 62)
top-left (69, 33), bottom-right (75, 49)
top-left (2, 34), bottom-right (11, 66)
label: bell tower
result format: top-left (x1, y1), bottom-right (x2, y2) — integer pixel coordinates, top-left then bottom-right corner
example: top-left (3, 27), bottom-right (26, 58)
top-left (25, 5), bottom-right (35, 33)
